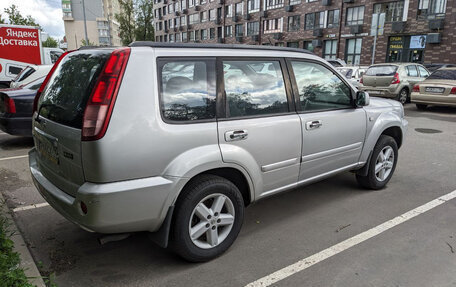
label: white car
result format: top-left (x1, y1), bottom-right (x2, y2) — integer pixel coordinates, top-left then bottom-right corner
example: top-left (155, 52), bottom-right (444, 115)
top-left (10, 65), bottom-right (52, 88)
top-left (336, 66), bottom-right (368, 88)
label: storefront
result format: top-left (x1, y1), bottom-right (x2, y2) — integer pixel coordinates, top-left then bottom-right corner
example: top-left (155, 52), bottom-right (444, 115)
top-left (387, 35), bottom-right (427, 63)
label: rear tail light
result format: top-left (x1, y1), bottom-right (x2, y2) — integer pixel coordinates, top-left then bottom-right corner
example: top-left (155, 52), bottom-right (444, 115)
top-left (451, 87), bottom-right (456, 94)
top-left (33, 51), bottom-right (71, 114)
top-left (391, 73), bottom-right (400, 85)
top-left (359, 76), bottom-right (363, 84)
top-left (412, 85), bottom-right (420, 93)
top-left (82, 47), bottom-right (130, 141)
top-left (4, 96), bottom-right (16, 114)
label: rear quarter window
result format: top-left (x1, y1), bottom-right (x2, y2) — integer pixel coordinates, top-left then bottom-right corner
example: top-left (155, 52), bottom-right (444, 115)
top-left (365, 65), bottom-right (398, 76)
top-left (428, 70), bottom-right (456, 80)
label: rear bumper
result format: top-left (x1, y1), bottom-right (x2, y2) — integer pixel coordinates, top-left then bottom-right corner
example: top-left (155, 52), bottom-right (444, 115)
top-left (411, 92), bottom-right (456, 107)
top-left (0, 115), bottom-right (32, 136)
top-left (29, 148), bottom-right (176, 234)
top-left (359, 86), bottom-right (400, 99)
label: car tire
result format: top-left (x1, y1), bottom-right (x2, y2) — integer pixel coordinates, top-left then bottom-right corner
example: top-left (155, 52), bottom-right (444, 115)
top-left (171, 175), bottom-right (244, 262)
top-left (356, 135), bottom-right (398, 190)
top-left (396, 88), bottom-right (409, 105)
top-left (416, 104), bottom-right (428, 110)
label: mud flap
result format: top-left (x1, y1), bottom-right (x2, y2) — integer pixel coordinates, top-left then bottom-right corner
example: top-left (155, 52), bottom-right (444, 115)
top-left (148, 206), bottom-right (174, 248)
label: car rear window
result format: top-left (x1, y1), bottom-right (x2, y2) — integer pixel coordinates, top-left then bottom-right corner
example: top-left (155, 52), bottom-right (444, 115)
top-left (338, 68), bottom-right (353, 78)
top-left (427, 70), bottom-right (456, 80)
top-left (38, 50), bottom-right (112, 129)
top-left (365, 65), bottom-right (398, 76)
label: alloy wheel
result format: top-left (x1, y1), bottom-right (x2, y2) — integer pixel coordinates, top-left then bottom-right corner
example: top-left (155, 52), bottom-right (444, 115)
top-left (375, 146), bottom-right (395, 182)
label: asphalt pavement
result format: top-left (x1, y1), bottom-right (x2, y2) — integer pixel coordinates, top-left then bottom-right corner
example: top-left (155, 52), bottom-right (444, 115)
top-left (1, 104), bottom-right (455, 287)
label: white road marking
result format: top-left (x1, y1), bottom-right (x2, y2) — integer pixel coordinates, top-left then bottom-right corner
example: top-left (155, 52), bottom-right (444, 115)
top-left (0, 155), bottom-right (28, 161)
top-left (12, 203), bottom-right (49, 212)
top-left (246, 189), bottom-right (456, 287)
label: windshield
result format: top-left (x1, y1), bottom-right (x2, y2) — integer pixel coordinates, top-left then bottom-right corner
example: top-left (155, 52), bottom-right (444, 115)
top-left (13, 66), bottom-right (36, 82)
top-left (427, 70), bottom-right (456, 80)
top-left (38, 50), bottom-right (111, 128)
top-left (365, 65), bottom-right (398, 76)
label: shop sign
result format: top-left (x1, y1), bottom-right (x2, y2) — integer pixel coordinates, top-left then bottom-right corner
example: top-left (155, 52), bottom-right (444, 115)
top-left (410, 35), bottom-right (426, 49)
top-left (389, 36), bottom-right (403, 50)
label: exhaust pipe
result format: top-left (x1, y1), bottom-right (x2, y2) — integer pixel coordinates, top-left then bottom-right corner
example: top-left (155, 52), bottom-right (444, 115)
top-left (98, 233), bottom-right (131, 245)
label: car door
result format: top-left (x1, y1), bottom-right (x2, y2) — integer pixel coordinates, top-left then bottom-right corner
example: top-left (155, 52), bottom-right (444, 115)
top-left (405, 65), bottom-right (421, 87)
top-left (217, 58), bottom-right (302, 197)
top-left (286, 59), bottom-right (367, 181)
top-left (417, 65), bottom-right (430, 79)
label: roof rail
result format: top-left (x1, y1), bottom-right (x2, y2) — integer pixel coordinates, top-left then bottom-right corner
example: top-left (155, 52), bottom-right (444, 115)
top-left (129, 41), bottom-right (314, 55)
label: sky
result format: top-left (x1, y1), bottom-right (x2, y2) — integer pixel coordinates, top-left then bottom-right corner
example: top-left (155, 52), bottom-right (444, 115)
top-left (0, 0), bottom-right (65, 40)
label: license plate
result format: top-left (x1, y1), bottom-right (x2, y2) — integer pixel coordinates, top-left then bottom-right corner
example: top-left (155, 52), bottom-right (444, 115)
top-left (425, 87), bottom-right (445, 93)
top-left (36, 134), bottom-right (59, 165)
top-left (368, 90), bottom-right (383, 95)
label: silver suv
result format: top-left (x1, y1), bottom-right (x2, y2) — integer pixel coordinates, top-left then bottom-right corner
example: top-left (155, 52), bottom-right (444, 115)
top-left (360, 63), bottom-right (430, 104)
top-left (29, 43), bottom-right (408, 262)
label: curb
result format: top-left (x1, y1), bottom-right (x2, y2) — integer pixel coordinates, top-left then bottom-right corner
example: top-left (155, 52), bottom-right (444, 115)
top-left (0, 193), bottom-right (46, 287)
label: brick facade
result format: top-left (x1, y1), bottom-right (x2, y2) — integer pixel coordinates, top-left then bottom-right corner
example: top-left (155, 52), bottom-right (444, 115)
top-left (154, 0), bottom-right (455, 65)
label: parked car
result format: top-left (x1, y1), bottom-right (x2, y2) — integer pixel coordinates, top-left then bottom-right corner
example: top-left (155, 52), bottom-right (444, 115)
top-left (10, 65), bottom-right (52, 88)
top-left (411, 67), bottom-right (456, 109)
top-left (327, 58), bottom-right (347, 67)
top-left (0, 77), bottom-right (44, 136)
top-left (359, 63), bottom-right (430, 104)
top-left (423, 63), bottom-right (456, 73)
top-left (29, 43), bottom-right (407, 262)
top-left (336, 66), bottom-right (368, 88)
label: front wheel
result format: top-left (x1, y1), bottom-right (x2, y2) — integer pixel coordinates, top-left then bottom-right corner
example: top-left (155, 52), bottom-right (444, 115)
top-left (171, 175), bottom-right (244, 262)
top-left (356, 135), bottom-right (398, 190)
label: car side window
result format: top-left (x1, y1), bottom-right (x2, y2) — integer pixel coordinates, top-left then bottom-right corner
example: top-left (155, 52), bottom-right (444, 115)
top-left (406, 65), bottom-right (418, 77)
top-left (158, 59), bottom-right (216, 122)
top-left (418, 66), bottom-right (429, 78)
top-left (290, 61), bottom-right (352, 112)
top-left (223, 60), bottom-right (289, 118)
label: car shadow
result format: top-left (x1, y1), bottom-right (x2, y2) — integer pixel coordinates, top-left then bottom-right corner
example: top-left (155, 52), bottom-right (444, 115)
top-left (405, 104), bottom-right (456, 122)
top-left (0, 136), bottom-right (34, 150)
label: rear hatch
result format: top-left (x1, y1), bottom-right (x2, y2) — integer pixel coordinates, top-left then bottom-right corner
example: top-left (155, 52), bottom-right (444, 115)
top-left (363, 65), bottom-right (398, 87)
top-left (33, 49), bottom-right (113, 197)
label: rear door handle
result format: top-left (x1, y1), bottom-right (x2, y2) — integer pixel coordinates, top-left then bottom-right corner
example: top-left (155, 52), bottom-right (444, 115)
top-left (306, 120), bottom-right (322, 130)
top-left (225, 130), bottom-right (248, 142)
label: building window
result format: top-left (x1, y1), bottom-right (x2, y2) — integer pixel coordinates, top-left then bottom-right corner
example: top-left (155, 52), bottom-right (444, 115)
top-left (265, 0), bottom-right (284, 10)
top-left (290, 0), bottom-right (301, 5)
top-left (163, 6), bottom-right (167, 15)
top-left (235, 2), bottom-right (244, 15)
top-left (201, 0), bottom-right (206, 4)
top-left (201, 29), bottom-right (208, 40)
top-left (264, 18), bottom-right (283, 33)
top-left (345, 38), bottom-right (362, 65)
top-left (176, 33), bottom-right (181, 42)
top-left (182, 32), bottom-right (188, 42)
top-left (225, 25), bottom-right (233, 37)
top-left (287, 42), bottom-right (299, 48)
top-left (235, 24), bottom-right (244, 36)
top-left (189, 31), bottom-right (195, 41)
top-left (164, 35), bottom-right (168, 42)
top-left (303, 41), bottom-right (314, 52)
top-left (175, 17), bottom-right (180, 27)
top-left (418, 0), bottom-right (447, 18)
top-left (189, 13), bottom-right (200, 24)
top-left (247, 0), bottom-right (260, 13)
top-left (323, 40), bottom-right (337, 60)
top-left (209, 9), bottom-right (216, 20)
top-left (374, 1), bottom-right (404, 22)
top-left (225, 5), bottom-right (233, 17)
top-left (210, 28), bottom-right (215, 39)
top-left (181, 16), bottom-right (187, 25)
top-left (305, 12), bottom-right (324, 30)
top-left (288, 15), bottom-right (300, 32)
top-left (174, 2), bottom-right (179, 11)
top-left (168, 4), bottom-right (174, 13)
top-left (247, 21), bottom-right (259, 35)
top-left (275, 42), bottom-right (284, 47)
top-left (327, 9), bottom-right (340, 28)
top-left (201, 11), bottom-right (208, 22)
top-left (169, 19), bottom-right (174, 28)
top-left (169, 34), bottom-right (175, 42)
top-left (181, 0), bottom-right (187, 9)
top-left (346, 6), bottom-right (365, 26)
top-left (189, 0), bottom-right (195, 7)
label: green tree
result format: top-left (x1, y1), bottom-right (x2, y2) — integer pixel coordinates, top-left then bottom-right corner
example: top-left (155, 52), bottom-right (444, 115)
top-left (135, 0), bottom-right (154, 41)
top-left (42, 37), bottom-right (58, 48)
top-left (81, 38), bottom-right (96, 46)
top-left (115, 0), bottom-right (135, 46)
top-left (3, 4), bottom-right (41, 28)
top-left (0, 14), bottom-right (5, 24)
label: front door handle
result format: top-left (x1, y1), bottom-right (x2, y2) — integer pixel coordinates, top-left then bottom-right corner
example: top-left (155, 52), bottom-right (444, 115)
top-left (306, 120), bottom-right (322, 130)
top-left (225, 130), bottom-right (248, 142)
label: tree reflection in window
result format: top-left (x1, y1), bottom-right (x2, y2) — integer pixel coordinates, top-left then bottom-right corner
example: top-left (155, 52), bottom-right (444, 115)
top-left (223, 61), bottom-right (289, 117)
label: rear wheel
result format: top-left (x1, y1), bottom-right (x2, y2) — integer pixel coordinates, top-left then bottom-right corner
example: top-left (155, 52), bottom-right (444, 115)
top-left (416, 104), bottom-right (428, 110)
top-left (356, 135), bottom-right (398, 190)
top-left (396, 88), bottom-right (409, 105)
top-left (171, 175), bottom-right (244, 262)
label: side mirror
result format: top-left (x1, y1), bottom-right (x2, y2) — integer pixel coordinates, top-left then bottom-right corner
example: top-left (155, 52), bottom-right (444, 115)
top-left (355, 91), bottom-right (370, 107)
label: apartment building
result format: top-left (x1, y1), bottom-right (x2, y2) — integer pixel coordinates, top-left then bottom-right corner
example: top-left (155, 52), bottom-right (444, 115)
top-left (153, 0), bottom-right (455, 65)
top-left (62, 0), bottom-right (121, 49)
